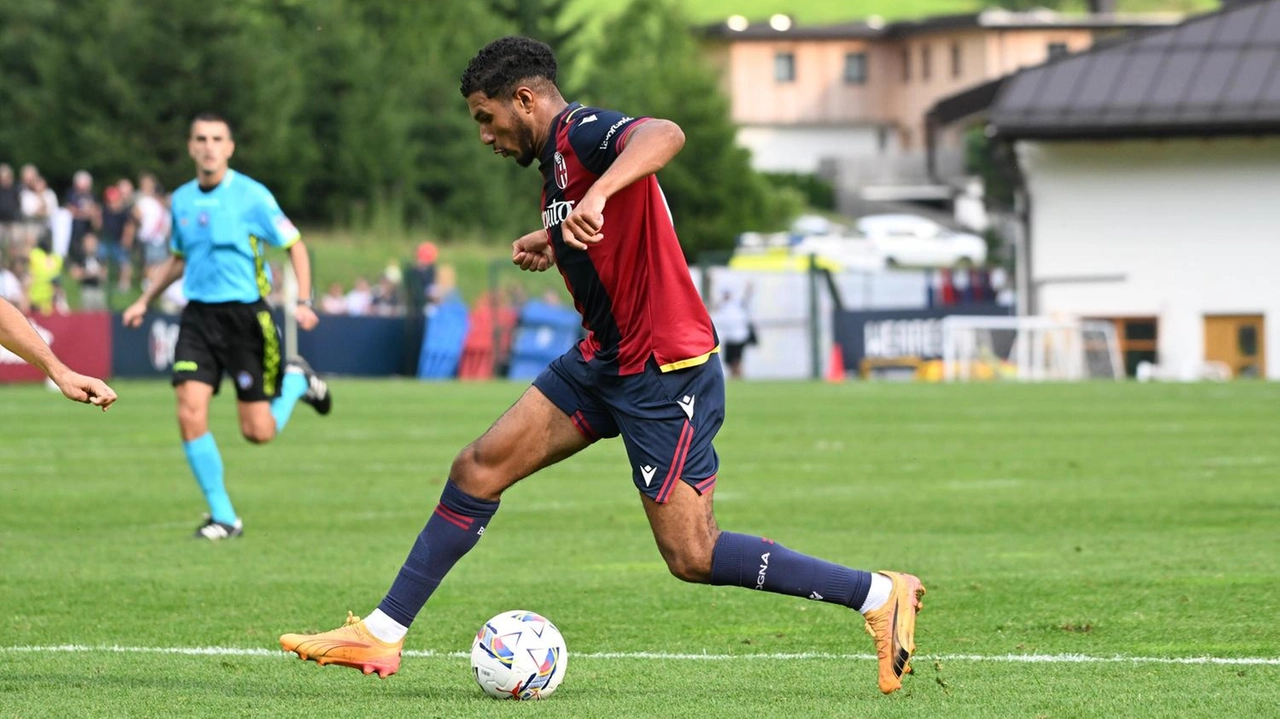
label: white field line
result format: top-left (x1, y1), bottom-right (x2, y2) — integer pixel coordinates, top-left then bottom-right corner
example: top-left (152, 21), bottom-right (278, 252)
top-left (0, 645), bottom-right (1277, 666)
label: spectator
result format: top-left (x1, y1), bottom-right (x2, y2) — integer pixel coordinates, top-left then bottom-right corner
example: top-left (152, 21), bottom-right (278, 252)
top-left (0, 164), bottom-right (21, 253)
top-left (64, 170), bottom-right (99, 264)
top-left (383, 258), bottom-right (403, 286)
top-left (0, 255), bottom-right (27, 313)
top-left (346, 276), bottom-right (373, 316)
top-left (26, 234), bottom-right (63, 315)
top-left (406, 241), bottom-right (438, 311)
top-left (99, 185), bottom-right (133, 291)
top-left (132, 173), bottom-right (171, 279)
top-left (371, 276), bottom-right (404, 316)
top-left (710, 285), bottom-right (754, 380)
top-left (320, 281), bottom-right (347, 315)
top-left (428, 264), bottom-right (458, 307)
top-left (70, 232), bottom-right (108, 311)
top-left (20, 170), bottom-right (58, 252)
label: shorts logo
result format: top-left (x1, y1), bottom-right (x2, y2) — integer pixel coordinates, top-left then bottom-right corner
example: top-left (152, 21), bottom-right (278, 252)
top-left (553, 152), bottom-right (568, 190)
top-left (640, 465), bottom-right (657, 487)
top-left (174, 360), bottom-right (198, 372)
top-left (236, 371), bottom-right (253, 390)
top-left (677, 394), bottom-right (695, 420)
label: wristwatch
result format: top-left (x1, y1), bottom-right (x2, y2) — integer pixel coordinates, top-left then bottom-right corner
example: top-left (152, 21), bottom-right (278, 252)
top-left (296, 298), bottom-right (314, 308)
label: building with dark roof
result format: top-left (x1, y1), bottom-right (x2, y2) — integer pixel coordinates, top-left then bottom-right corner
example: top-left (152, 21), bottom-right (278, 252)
top-left (955, 0), bottom-right (1279, 378)
top-left (696, 9), bottom-right (1176, 209)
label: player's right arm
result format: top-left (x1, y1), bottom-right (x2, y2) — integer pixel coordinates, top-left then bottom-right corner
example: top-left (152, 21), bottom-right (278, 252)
top-left (0, 297), bottom-right (117, 409)
top-left (560, 111), bottom-right (684, 250)
top-left (122, 254), bottom-right (185, 327)
top-left (512, 229), bottom-right (554, 272)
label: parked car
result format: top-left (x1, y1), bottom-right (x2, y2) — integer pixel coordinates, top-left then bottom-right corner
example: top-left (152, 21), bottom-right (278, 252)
top-left (787, 233), bottom-right (886, 272)
top-left (855, 214), bottom-right (987, 268)
top-left (734, 213), bottom-right (986, 272)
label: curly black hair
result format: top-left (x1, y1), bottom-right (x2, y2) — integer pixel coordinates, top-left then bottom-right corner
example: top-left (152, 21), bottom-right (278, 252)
top-left (459, 36), bottom-right (558, 98)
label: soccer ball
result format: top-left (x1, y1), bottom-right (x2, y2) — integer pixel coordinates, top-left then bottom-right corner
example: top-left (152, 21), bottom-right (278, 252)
top-left (470, 610), bottom-right (568, 700)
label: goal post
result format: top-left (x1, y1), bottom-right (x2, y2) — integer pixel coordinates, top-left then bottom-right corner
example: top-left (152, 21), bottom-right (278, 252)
top-left (282, 262), bottom-right (298, 362)
top-left (941, 315), bottom-right (1124, 382)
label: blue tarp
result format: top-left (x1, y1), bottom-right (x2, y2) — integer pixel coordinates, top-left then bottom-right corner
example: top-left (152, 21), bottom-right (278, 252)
top-left (507, 301), bottom-right (581, 380)
top-left (417, 296), bottom-right (470, 380)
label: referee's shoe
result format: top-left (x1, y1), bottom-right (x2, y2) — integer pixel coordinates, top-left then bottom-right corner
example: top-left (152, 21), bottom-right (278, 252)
top-left (287, 356), bottom-right (332, 415)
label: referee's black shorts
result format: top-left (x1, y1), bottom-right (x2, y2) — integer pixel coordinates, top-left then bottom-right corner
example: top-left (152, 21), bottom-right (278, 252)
top-left (172, 300), bottom-right (283, 402)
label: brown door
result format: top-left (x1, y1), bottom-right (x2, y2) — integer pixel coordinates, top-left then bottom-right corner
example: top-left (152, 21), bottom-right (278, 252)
top-left (1204, 314), bottom-right (1266, 378)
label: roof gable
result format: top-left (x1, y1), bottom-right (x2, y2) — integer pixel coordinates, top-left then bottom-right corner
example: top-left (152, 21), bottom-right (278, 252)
top-left (990, 0), bottom-right (1280, 139)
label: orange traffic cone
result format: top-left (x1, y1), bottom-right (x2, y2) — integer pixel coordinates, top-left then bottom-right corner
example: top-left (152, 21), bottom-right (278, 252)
top-left (826, 343), bottom-right (846, 383)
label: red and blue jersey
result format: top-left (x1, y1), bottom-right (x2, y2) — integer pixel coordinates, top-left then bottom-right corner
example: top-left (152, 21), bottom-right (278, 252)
top-left (539, 103), bottom-right (717, 376)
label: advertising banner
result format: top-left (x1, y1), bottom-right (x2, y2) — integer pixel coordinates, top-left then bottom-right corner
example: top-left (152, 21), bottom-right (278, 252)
top-left (834, 305), bottom-right (1011, 377)
top-left (111, 312), bottom-right (411, 378)
top-left (0, 312), bottom-right (112, 383)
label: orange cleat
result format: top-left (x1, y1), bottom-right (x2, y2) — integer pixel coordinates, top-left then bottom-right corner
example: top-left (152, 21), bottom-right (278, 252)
top-left (862, 571), bottom-right (926, 694)
top-left (280, 611), bottom-right (403, 678)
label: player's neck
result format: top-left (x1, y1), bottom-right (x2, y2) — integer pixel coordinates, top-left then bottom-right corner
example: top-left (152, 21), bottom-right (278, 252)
top-left (197, 167), bottom-right (230, 190)
top-left (532, 98), bottom-right (570, 160)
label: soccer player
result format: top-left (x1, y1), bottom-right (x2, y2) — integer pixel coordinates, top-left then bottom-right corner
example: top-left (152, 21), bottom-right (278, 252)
top-left (122, 112), bottom-right (332, 541)
top-left (280, 37), bottom-right (925, 694)
top-left (0, 296), bottom-right (117, 409)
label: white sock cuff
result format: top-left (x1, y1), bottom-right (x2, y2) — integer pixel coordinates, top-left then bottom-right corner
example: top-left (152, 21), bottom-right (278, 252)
top-left (363, 608), bottom-right (409, 644)
top-left (858, 572), bottom-right (894, 614)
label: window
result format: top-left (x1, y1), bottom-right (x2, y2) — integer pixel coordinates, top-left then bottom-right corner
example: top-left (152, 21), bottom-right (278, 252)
top-left (901, 46), bottom-right (911, 82)
top-left (774, 52), bottom-right (796, 83)
top-left (1239, 326), bottom-right (1259, 356)
top-left (843, 52), bottom-right (867, 84)
top-left (1111, 317), bottom-right (1158, 376)
top-left (951, 42), bottom-right (962, 78)
top-left (921, 45), bottom-right (932, 82)
top-left (1047, 42), bottom-right (1069, 60)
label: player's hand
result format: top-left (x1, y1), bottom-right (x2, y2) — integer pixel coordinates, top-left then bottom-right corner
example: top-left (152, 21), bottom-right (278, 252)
top-left (512, 230), bottom-right (554, 272)
top-left (295, 304), bottom-right (319, 331)
top-left (52, 369), bottom-right (118, 411)
top-left (121, 301), bottom-right (147, 328)
top-left (561, 191), bottom-right (606, 250)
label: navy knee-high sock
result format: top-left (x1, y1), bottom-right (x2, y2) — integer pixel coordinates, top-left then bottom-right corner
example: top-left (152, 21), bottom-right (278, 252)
top-left (377, 481), bottom-right (499, 627)
top-left (709, 531), bottom-right (873, 609)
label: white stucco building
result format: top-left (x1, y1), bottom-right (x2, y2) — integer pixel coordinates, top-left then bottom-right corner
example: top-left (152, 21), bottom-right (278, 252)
top-left (983, 0), bottom-right (1280, 379)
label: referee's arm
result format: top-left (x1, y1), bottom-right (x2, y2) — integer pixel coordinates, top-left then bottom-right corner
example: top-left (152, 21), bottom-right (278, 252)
top-left (285, 239), bottom-right (319, 330)
top-left (122, 255), bottom-right (185, 328)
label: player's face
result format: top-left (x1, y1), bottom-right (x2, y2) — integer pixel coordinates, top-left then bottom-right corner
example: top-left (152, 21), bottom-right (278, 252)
top-left (467, 91), bottom-right (537, 168)
top-left (188, 120), bottom-right (236, 177)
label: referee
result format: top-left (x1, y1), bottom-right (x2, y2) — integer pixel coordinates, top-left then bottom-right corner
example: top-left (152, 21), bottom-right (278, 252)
top-left (124, 112), bottom-right (331, 541)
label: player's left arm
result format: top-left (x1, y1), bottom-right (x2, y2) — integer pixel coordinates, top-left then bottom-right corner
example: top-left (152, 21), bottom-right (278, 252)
top-left (251, 185), bottom-right (318, 330)
top-left (561, 119), bottom-right (684, 250)
top-left (286, 240), bottom-right (319, 331)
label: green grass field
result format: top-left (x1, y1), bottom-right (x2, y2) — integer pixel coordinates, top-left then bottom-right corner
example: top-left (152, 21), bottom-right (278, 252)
top-left (1, 379), bottom-right (1278, 717)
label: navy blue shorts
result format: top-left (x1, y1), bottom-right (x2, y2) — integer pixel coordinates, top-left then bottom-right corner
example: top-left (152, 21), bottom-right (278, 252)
top-left (533, 346), bottom-right (725, 503)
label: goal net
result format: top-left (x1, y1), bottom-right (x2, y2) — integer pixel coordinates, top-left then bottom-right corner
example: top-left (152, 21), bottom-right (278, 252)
top-left (940, 315), bottom-right (1124, 382)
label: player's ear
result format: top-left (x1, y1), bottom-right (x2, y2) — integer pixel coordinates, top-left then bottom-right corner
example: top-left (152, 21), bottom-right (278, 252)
top-left (513, 86), bottom-right (536, 114)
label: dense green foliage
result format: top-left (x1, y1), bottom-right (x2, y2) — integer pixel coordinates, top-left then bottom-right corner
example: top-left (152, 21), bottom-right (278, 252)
top-left (0, 0), bottom-right (793, 253)
top-left (1, 379), bottom-right (1278, 716)
top-left (578, 0), bottom-right (798, 255)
